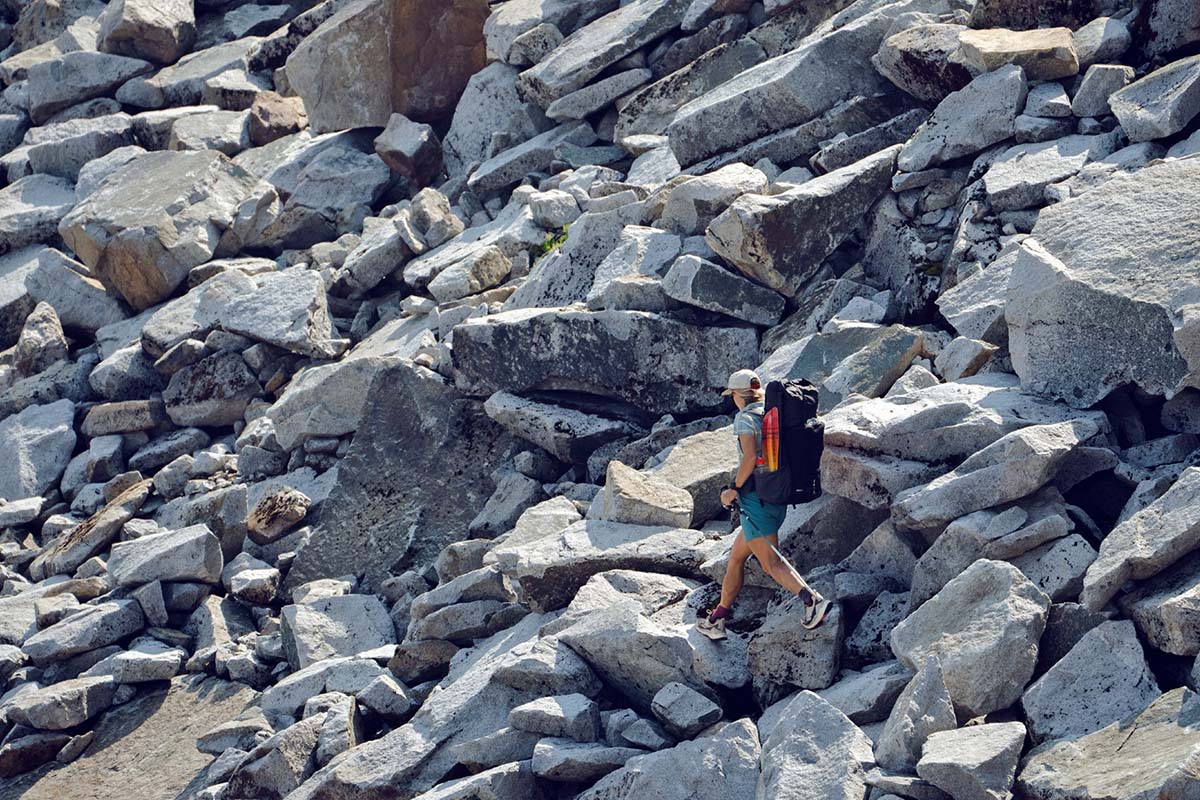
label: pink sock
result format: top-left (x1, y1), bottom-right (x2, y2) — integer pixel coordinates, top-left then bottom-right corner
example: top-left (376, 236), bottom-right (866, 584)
top-left (708, 605), bottom-right (732, 622)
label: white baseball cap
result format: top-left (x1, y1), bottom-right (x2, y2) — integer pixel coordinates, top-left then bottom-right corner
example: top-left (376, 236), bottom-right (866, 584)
top-left (722, 369), bottom-right (761, 396)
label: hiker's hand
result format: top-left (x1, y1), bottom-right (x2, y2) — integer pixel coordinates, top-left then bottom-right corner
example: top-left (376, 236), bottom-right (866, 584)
top-left (720, 489), bottom-right (738, 507)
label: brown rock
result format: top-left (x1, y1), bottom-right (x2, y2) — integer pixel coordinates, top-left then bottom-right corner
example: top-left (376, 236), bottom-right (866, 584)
top-left (247, 487), bottom-right (312, 545)
top-left (248, 91), bottom-right (308, 146)
top-left (285, 0), bottom-right (489, 132)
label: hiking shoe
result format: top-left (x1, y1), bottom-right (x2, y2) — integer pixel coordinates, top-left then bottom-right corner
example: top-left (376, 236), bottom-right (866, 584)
top-left (800, 595), bottom-right (831, 630)
top-left (697, 606), bottom-right (730, 640)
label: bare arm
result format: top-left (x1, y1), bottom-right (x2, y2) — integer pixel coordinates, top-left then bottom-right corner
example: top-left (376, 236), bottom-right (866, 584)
top-left (734, 433), bottom-right (758, 489)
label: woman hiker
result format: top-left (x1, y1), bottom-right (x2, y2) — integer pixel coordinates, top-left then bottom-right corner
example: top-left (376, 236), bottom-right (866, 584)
top-left (697, 369), bottom-right (831, 640)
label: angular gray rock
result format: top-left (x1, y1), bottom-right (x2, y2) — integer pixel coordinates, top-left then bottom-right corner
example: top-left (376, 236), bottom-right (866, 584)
top-left (817, 661), bottom-right (913, 724)
top-left (898, 65), bottom-right (1028, 173)
top-left (1120, 552), bottom-right (1200, 656)
top-left (22, 600), bottom-right (144, 665)
top-left (891, 559), bottom-right (1050, 719)
top-left (659, 163), bottom-right (768, 236)
top-left (281, 594), bottom-right (396, 670)
top-left (666, 3), bottom-right (907, 166)
top-left (29, 480), bottom-right (152, 580)
top-left (483, 392), bottom-right (631, 464)
top-left (983, 133), bottom-right (1118, 212)
top-left (532, 738), bottom-right (642, 783)
top-left (107, 524), bottom-right (224, 588)
top-left (651, 682), bottom-right (722, 739)
top-left (26, 50), bottom-right (154, 124)
top-left (590, 460), bottom-right (694, 528)
top-left (98, 0), bottom-right (195, 65)
top-left (748, 595), bottom-right (843, 691)
top-left (1016, 688), bottom-right (1200, 800)
top-left (509, 693), bottom-right (600, 742)
top-left (0, 398), bottom-right (76, 501)
top-left (162, 352), bottom-right (260, 427)
top-left (443, 62), bottom-right (549, 179)
top-left (873, 655), bottom-right (957, 772)
top-left (493, 519), bottom-right (717, 612)
top-left (661, 255), bottom-right (785, 326)
top-left (707, 146), bottom-right (896, 298)
top-left (891, 419), bottom-right (1100, 534)
top-left (1008, 157), bottom-right (1200, 407)
top-left (1082, 466), bottom-right (1200, 612)
top-left (559, 606), bottom-right (712, 711)
top-left (58, 149), bottom-right (279, 310)
top-left (518, 0), bottom-right (689, 107)
top-left (578, 718), bottom-right (761, 800)
top-left (1109, 54), bottom-right (1200, 143)
top-left (872, 24), bottom-right (974, 103)
top-left (7, 676), bottom-right (117, 731)
top-left (758, 690), bottom-right (874, 800)
top-left (221, 269), bottom-right (338, 358)
top-left (374, 113), bottom-right (442, 185)
top-left (1071, 64), bottom-right (1134, 117)
top-left (286, 0), bottom-right (489, 131)
top-left (916, 722), bottom-right (1026, 800)
top-left (453, 308), bottom-right (759, 416)
top-left (0, 176), bottom-right (74, 256)
top-left (1020, 620), bottom-right (1160, 744)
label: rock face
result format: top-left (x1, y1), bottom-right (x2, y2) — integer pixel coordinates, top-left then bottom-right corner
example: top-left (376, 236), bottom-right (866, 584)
top-left (891, 560), bottom-right (1050, 719)
top-left (285, 364), bottom-right (520, 592)
top-left (286, 0), bottom-right (489, 132)
top-left (917, 722), bottom-right (1026, 800)
top-left (0, 399), bottom-right (76, 501)
top-left (1007, 155), bottom-right (1200, 409)
top-left (707, 145), bottom-right (897, 297)
top-left (58, 150), bottom-right (278, 310)
top-left (1081, 466), bottom-right (1200, 612)
top-left (281, 595), bottom-right (395, 669)
top-left (1016, 688), bottom-right (1200, 800)
top-left (898, 65), bottom-right (1027, 172)
top-left (1020, 620), bottom-right (1161, 744)
top-left (453, 308), bottom-right (759, 416)
top-left (758, 691), bottom-right (874, 800)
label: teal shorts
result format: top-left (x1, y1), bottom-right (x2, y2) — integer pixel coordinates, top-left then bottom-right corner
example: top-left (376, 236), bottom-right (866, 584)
top-left (739, 489), bottom-right (786, 541)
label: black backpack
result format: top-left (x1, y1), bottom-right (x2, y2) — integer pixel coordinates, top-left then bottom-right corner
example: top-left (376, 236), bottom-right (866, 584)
top-left (754, 379), bottom-right (824, 506)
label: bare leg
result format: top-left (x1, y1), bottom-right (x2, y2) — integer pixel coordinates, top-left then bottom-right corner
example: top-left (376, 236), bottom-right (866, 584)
top-left (746, 534), bottom-right (815, 601)
top-left (719, 531), bottom-right (752, 610)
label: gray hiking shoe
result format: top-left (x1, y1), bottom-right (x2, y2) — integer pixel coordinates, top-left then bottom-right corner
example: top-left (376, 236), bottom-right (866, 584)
top-left (800, 595), bottom-right (831, 630)
top-left (697, 608), bottom-right (728, 640)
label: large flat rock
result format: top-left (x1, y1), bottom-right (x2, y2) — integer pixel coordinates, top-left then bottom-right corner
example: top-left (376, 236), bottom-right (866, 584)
top-left (285, 363), bottom-right (520, 593)
top-left (666, 2), bottom-right (902, 167)
top-left (707, 146), bottom-right (897, 298)
top-left (1008, 157), bottom-right (1200, 408)
top-left (452, 307), bottom-right (759, 417)
top-left (0, 675), bottom-right (257, 800)
top-left (820, 374), bottom-right (1108, 465)
top-left (1015, 688), bottom-right (1200, 800)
